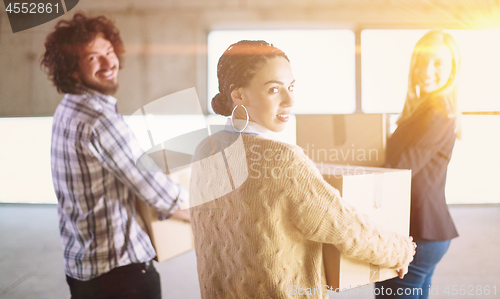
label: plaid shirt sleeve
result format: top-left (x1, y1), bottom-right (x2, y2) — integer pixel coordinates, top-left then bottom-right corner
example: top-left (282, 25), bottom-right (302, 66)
top-left (86, 111), bottom-right (182, 215)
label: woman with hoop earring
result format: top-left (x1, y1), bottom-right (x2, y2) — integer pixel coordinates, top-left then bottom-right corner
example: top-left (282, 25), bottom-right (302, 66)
top-left (188, 40), bottom-right (415, 298)
top-left (375, 29), bottom-right (461, 299)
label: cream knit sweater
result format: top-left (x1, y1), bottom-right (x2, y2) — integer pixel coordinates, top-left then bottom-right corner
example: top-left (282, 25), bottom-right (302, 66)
top-left (189, 132), bottom-right (414, 299)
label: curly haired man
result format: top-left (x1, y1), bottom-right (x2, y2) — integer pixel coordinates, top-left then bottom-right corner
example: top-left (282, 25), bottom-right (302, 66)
top-left (41, 13), bottom-right (188, 299)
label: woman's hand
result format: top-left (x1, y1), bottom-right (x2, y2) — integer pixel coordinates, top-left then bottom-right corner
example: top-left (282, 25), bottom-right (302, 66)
top-left (398, 265), bottom-right (409, 279)
top-left (398, 236), bottom-right (416, 279)
top-left (409, 236), bottom-right (417, 256)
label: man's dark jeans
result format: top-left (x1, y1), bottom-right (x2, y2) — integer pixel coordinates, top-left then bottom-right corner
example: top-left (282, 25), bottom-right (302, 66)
top-left (66, 260), bottom-right (161, 299)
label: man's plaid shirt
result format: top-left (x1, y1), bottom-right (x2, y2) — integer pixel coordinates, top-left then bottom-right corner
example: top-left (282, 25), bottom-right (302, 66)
top-left (51, 87), bottom-right (183, 280)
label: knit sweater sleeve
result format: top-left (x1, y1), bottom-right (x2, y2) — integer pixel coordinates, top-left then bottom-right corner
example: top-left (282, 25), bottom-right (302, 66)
top-left (285, 147), bottom-right (414, 269)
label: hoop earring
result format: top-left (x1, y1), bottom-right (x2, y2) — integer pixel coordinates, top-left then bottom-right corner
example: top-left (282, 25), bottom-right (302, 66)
top-left (231, 105), bottom-right (249, 133)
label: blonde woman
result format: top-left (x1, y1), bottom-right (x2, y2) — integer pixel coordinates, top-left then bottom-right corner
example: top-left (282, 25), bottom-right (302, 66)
top-left (376, 29), bottom-right (461, 299)
top-left (189, 40), bottom-right (415, 298)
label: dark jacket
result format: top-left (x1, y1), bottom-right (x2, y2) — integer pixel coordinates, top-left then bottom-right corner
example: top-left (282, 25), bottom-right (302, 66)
top-left (386, 98), bottom-right (459, 241)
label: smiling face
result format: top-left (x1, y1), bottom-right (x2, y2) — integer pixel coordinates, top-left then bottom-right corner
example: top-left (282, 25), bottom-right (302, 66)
top-left (413, 43), bottom-right (453, 96)
top-left (73, 32), bottom-right (119, 95)
top-left (231, 56), bottom-right (295, 132)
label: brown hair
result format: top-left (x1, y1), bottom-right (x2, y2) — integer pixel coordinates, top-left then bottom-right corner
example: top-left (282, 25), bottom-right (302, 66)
top-left (40, 13), bottom-right (125, 94)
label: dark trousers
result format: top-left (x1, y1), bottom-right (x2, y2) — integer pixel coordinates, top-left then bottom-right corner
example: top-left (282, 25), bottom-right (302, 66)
top-left (375, 239), bottom-right (452, 299)
top-left (66, 261), bottom-right (161, 299)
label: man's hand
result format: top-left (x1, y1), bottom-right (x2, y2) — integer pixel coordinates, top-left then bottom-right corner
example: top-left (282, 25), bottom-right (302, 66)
top-left (171, 209), bottom-right (190, 222)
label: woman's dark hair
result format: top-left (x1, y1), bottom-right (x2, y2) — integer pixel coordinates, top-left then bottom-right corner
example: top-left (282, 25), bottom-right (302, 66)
top-left (40, 13), bottom-right (125, 94)
top-left (212, 40), bottom-right (289, 116)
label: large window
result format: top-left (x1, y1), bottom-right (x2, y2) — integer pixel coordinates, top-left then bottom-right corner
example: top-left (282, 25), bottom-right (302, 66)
top-left (0, 117), bottom-right (55, 204)
top-left (361, 29), bottom-right (500, 113)
top-left (361, 29), bottom-right (428, 114)
top-left (207, 30), bottom-right (356, 114)
top-left (2, 29), bottom-right (498, 205)
top-left (445, 115), bottom-right (500, 204)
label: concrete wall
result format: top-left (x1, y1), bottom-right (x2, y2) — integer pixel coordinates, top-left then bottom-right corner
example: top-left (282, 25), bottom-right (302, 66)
top-left (1, 0), bottom-right (499, 116)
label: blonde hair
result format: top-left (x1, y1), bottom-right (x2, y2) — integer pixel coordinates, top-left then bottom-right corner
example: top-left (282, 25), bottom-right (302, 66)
top-left (398, 29), bottom-right (462, 139)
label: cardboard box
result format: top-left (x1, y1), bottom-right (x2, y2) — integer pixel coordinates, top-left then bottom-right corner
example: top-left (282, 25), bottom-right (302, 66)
top-left (296, 114), bottom-right (389, 167)
top-left (136, 153), bottom-right (194, 262)
top-left (317, 163), bottom-right (411, 290)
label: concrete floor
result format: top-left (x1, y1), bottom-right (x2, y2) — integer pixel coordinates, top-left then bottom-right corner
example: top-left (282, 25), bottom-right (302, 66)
top-left (0, 204), bottom-right (499, 299)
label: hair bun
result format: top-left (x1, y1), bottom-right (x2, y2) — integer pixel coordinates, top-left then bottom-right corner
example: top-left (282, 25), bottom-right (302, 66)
top-left (211, 93), bottom-right (232, 116)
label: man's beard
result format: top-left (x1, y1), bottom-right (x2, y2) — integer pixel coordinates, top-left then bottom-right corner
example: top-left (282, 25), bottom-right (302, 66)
top-left (82, 79), bottom-right (119, 95)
